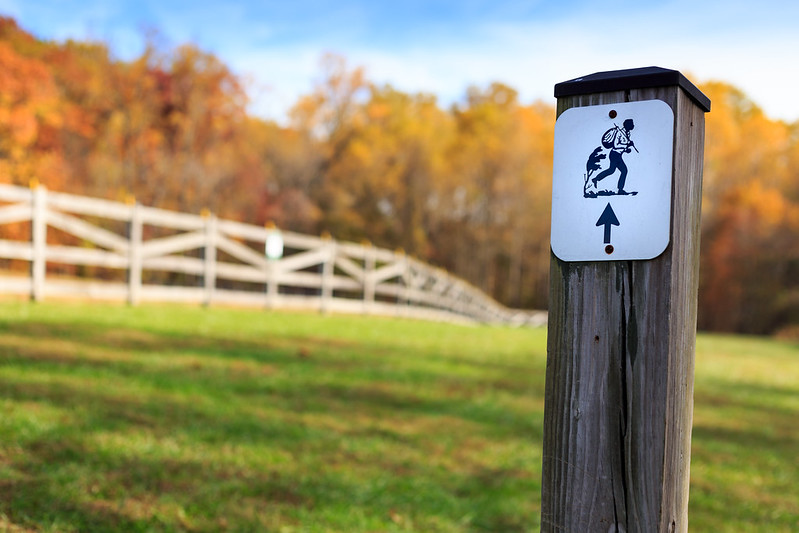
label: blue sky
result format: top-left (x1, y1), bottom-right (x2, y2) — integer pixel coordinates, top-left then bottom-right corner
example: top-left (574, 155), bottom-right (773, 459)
top-left (3, 0), bottom-right (799, 123)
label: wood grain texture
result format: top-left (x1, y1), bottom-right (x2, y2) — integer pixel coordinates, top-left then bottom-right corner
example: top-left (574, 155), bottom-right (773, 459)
top-left (542, 86), bottom-right (705, 532)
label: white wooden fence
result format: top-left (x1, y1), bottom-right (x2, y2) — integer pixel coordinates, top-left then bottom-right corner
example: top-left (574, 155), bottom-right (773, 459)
top-left (0, 183), bottom-right (546, 326)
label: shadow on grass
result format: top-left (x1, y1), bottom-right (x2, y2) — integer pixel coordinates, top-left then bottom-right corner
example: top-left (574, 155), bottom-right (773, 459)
top-left (0, 476), bottom-right (149, 533)
top-left (0, 317), bottom-right (543, 532)
top-left (689, 380), bottom-right (799, 531)
top-left (694, 380), bottom-right (799, 450)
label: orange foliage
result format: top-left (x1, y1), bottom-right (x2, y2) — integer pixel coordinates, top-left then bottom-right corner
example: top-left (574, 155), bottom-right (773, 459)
top-left (3, 16), bottom-right (799, 330)
top-left (0, 40), bottom-right (65, 188)
top-left (699, 81), bottom-right (799, 333)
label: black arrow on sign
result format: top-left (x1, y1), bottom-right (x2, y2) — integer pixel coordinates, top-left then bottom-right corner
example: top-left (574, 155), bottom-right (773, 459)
top-left (596, 203), bottom-right (620, 244)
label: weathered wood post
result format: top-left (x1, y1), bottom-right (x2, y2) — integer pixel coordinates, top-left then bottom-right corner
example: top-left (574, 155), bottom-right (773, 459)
top-left (203, 210), bottom-right (217, 307)
top-left (541, 67), bottom-right (709, 533)
top-left (362, 240), bottom-right (376, 314)
top-left (320, 231), bottom-right (334, 314)
top-left (265, 222), bottom-right (283, 309)
top-left (127, 197), bottom-right (143, 306)
top-left (30, 181), bottom-right (47, 302)
top-left (394, 248), bottom-right (409, 317)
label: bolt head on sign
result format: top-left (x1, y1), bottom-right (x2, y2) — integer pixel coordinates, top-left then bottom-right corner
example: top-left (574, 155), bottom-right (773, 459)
top-left (550, 99), bottom-right (675, 261)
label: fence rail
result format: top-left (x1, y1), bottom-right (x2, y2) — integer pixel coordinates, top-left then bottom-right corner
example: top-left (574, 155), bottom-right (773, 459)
top-left (0, 183), bottom-right (546, 326)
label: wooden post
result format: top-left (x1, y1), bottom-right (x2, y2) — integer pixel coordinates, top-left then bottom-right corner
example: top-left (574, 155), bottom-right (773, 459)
top-left (362, 240), bottom-right (375, 314)
top-left (395, 248), bottom-right (408, 317)
top-left (264, 222), bottom-right (283, 309)
top-left (541, 67), bottom-right (709, 533)
top-left (266, 260), bottom-right (278, 309)
top-left (30, 182), bottom-right (47, 302)
top-left (320, 233), bottom-right (334, 314)
top-left (128, 198), bottom-right (143, 306)
top-left (203, 211), bottom-right (217, 307)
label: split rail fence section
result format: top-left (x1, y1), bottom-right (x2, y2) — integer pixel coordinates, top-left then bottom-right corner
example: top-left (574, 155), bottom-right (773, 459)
top-left (0, 184), bottom-right (545, 326)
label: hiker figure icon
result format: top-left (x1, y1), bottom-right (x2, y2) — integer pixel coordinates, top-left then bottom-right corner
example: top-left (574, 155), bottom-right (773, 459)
top-left (583, 118), bottom-right (639, 198)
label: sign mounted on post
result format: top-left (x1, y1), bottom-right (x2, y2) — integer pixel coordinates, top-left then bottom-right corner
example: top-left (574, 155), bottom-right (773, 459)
top-left (550, 99), bottom-right (674, 261)
top-left (542, 66), bottom-right (710, 532)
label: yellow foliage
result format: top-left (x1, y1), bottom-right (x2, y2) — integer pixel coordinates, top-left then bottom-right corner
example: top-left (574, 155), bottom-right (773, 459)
top-left (4, 13), bottom-right (799, 327)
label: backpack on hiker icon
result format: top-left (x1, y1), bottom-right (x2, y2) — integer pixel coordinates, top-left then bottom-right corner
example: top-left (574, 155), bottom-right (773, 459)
top-left (601, 127), bottom-right (619, 149)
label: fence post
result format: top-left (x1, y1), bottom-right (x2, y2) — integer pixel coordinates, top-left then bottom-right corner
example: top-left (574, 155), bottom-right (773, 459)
top-left (403, 254), bottom-right (414, 312)
top-left (392, 248), bottom-right (408, 317)
top-left (30, 182), bottom-right (47, 302)
top-left (128, 198), bottom-right (143, 306)
top-left (362, 240), bottom-right (375, 314)
top-left (266, 261), bottom-right (278, 309)
top-left (203, 210), bottom-right (217, 307)
top-left (320, 232), bottom-right (334, 314)
top-left (265, 223), bottom-right (283, 309)
top-left (541, 67), bottom-right (709, 532)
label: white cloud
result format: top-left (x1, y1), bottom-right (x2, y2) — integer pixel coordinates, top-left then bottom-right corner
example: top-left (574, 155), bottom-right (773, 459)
top-left (11, 0), bottom-right (799, 123)
top-left (229, 47), bottom-right (324, 120)
top-left (232, 3), bottom-right (799, 123)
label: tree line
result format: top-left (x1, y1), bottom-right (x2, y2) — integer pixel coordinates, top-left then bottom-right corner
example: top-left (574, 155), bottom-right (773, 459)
top-left (0, 17), bottom-right (797, 335)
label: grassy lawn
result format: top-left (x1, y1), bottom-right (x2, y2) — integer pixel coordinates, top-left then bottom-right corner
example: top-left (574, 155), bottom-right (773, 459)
top-left (0, 301), bottom-right (798, 532)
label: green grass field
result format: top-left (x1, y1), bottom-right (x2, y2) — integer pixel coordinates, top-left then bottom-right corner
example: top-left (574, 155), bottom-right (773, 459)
top-left (1, 302), bottom-right (797, 532)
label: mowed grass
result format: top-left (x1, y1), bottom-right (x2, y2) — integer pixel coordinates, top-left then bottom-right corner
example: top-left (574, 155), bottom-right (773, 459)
top-left (0, 302), bottom-right (797, 532)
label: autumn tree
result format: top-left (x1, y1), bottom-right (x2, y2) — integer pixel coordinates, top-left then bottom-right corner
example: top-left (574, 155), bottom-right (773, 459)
top-left (698, 81), bottom-right (799, 333)
top-left (318, 83), bottom-right (454, 255)
top-left (8, 13), bottom-right (799, 332)
top-left (288, 54), bottom-right (370, 239)
top-left (441, 83), bottom-right (553, 307)
top-left (0, 18), bottom-right (65, 189)
top-left (239, 118), bottom-right (321, 233)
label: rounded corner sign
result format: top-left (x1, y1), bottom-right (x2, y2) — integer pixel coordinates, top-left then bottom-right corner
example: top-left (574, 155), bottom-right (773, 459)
top-left (550, 99), bottom-right (675, 262)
